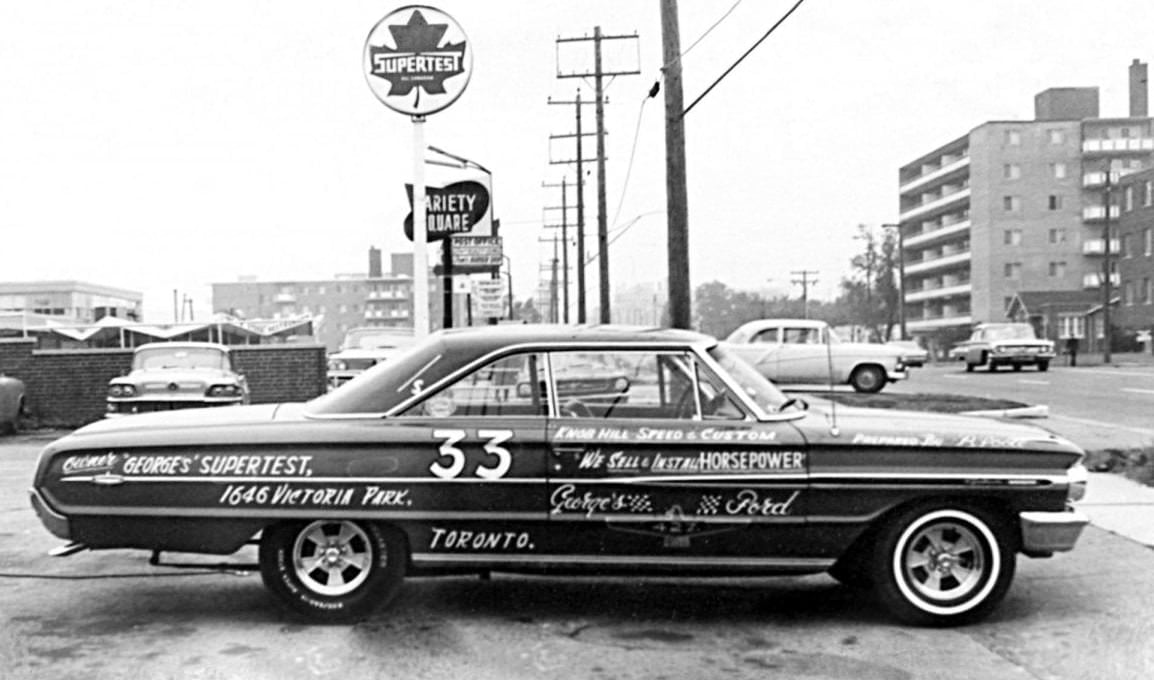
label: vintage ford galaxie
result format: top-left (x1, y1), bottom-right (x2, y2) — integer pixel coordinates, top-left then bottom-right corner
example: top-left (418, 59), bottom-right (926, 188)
top-left (30, 325), bottom-right (1088, 625)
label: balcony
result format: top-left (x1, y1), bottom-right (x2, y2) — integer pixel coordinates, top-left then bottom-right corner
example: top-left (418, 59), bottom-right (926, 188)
top-left (905, 282), bottom-right (972, 304)
top-left (1082, 238), bottom-right (1121, 255)
top-left (905, 250), bottom-right (971, 276)
top-left (1082, 138), bottom-right (1154, 154)
top-left (1082, 169), bottom-right (1139, 187)
top-left (1083, 273), bottom-right (1121, 288)
top-left (907, 314), bottom-right (973, 331)
top-left (899, 155), bottom-right (971, 194)
top-left (905, 219), bottom-right (971, 248)
top-left (1082, 205), bottom-right (1121, 221)
top-left (899, 188), bottom-right (971, 222)
top-left (274, 293), bottom-right (296, 304)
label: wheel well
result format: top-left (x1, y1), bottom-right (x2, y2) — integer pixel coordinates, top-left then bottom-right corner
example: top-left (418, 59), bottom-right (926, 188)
top-left (834, 495), bottom-right (1021, 569)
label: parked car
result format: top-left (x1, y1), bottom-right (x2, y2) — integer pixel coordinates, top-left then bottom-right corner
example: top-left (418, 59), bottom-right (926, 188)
top-left (0, 373), bottom-right (25, 434)
top-left (30, 325), bottom-right (1088, 626)
top-left (952, 323), bottom-right (1056, 372)
top-left (887, 339), bottom-right (930, 368)
top-left (327, 327), bottom-right (416, 390)
top-left (724, 319), bottom-right (909, 393)
top-left (106, 342), bottom-right (249, 417)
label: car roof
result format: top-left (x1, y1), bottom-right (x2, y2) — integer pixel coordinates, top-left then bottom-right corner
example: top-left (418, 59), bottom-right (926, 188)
top-left (435, 323), bottom-right (714, 352)
top-left (134, 341), bottom-right (231, 353)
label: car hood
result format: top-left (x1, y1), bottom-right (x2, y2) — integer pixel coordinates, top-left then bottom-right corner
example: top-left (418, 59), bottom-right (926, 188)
top-left (794, 402), bottom-right (1082, 456)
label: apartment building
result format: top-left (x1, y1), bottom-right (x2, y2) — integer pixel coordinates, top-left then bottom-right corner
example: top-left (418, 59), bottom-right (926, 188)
top-left (212, 250), bottom-right (417, 352)
top-left (897, 60), bottom-right (1153, 353)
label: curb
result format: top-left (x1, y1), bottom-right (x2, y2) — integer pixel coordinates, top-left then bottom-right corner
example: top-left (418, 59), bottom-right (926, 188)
top-left (960, 404), bottom-right (1049, 419)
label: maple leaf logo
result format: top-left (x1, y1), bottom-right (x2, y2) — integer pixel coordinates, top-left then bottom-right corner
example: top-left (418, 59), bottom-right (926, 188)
top-left (368, 9), bottom-right (467, 106)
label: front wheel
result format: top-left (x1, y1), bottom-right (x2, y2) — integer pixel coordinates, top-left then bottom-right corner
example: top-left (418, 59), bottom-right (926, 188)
top-left (849, 365), bottom-right (886, 393)
top-left (259, 519), bottom-right (406, 623)
top-left (870, 505), bottom-right (1015, 626)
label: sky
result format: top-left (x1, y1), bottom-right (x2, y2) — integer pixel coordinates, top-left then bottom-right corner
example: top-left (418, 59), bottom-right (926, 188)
top-left (4, 1), bottom-right (1154, 324)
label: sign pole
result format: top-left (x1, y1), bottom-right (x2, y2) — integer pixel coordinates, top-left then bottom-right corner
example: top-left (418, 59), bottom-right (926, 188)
top-left (412, 115), bottom-right (429, 338)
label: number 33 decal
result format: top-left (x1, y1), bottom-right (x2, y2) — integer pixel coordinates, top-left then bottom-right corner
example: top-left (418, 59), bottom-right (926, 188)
top-left (430, 429), bottom-right (513, 479)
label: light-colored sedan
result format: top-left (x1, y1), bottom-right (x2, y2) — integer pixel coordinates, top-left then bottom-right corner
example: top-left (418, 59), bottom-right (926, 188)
top-left (725, 319), bottom-right (909, 393)
top-left (106, 342), bottom-right (249, 417)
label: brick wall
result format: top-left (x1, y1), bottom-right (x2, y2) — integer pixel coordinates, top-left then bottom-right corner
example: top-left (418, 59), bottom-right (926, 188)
top-left (0, 339), bottom-right (326, 429)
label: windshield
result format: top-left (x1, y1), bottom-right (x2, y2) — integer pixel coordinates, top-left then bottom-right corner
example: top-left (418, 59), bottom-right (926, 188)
top-left (134, 347), bottom-right (227, 371)
top-left (707, 344), bottom-right (789, 413)
top-left (984, 324), bottom-right (1037, 341)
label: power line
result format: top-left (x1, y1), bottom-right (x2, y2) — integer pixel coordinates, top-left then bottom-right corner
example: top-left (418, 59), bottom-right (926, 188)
top-left (681, 0), bottom-right (745, 58)
top-left (682, 0), bottom-right (808, 117)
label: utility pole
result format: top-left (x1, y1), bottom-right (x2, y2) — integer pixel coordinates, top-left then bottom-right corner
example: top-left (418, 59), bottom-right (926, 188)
top-left (537, 234), bottom-right (562, 323)
top-left (791, 270), bottom-right (819, 319)
top-left (661, 0), bottom-right (691, 330)
top-left (1103, 169), bottom-right (1114, 364)
top-left (542, 178), bottom-right (573, 323)
top-left (556, 27), bottom-right (639, 323)
top-left (548, 92), bottom-right (595, 323)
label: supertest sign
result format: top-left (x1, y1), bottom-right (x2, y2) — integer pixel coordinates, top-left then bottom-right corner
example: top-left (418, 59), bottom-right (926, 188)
top-left (403, 179), bottom-right (491, 241)
top-left (363, 6), bottom-right (472, 117)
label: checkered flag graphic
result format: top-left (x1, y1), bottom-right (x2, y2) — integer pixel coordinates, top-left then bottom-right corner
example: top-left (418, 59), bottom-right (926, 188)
top-left (697, 495), bottom-right (722, 515)
top-left (629, 495), bottom-right (653, 513)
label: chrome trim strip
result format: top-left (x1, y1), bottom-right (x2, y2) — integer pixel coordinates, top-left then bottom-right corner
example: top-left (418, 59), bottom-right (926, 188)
top-left (61, 475), bottom-right (547, 484)
top-left (552, 475), bottom-right (808, 485)
top-left (410, 553), bottom-right (834, 568)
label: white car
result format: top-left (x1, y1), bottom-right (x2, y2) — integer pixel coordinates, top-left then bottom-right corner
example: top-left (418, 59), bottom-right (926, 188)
top-left (327, 327), bottom-right (416, 390)
top-left (952, 322), bottom-right (1056, 372)
top-left (724, 319), bottom-right (909, 393)
top-left (106, 342), bottom-right (249, 417)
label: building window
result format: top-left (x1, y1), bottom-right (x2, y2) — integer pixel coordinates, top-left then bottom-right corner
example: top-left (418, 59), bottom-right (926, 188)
top-left (1122, 234), bottom-right (1133, 258)
top-left (1004, 130), bottom-right (1021, 146)
top-left (1049, 228), bottom-right (1067, 244)
top-left (1004, 262), bottom-right (1021, 279)
top-left (1050, 162), bottom-right (1067, 179)
top-left (1048, 129), bottom-right (1065, 144)
top-left (1003, 229), bottom-right (1022, 245)
top-left (318, 286), bottom-right (326, 295)
top-left (1059, 313), bottom-right (1084, 339)
top-left (1124, 281), bottom-right (1135, 306)
top-left (1145, 181), bottom-right (1153, 207)
top-left (1003, 163), bottom-right (1021, 180)
top-left (1048, 261), bottom-right (1067, 277)
top-left (1048, 195), bottom-right (1063, 210)
top-left (1145, 228), bottom-right (1152, 256)
top-left (1125, 186), bottom-right (1135, 212)
top-left (1143, 278), bottom-right (1151, 304)
top-left (1002, 196), bottom-right (1021, 212)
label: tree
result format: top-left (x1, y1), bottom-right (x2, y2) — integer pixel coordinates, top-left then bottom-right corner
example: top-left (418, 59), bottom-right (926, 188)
top-left (842, 224), bottom-right (899, 341)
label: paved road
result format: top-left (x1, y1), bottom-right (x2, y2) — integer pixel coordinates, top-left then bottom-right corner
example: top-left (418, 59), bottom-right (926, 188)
top-left (891, 362), bottom-right (1154, 447)
top-left (2, 432), bottom-right (1153, 679)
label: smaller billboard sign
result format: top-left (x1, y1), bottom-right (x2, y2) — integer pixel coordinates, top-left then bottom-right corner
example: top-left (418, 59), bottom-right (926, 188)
top-left (451, 236), bottom-right (502, 268)
top-left (404, 180), bottom-right (491, 242)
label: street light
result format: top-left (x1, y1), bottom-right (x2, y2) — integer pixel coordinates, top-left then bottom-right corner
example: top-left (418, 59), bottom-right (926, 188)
top-left (882, 223), bottom-right (907, 340)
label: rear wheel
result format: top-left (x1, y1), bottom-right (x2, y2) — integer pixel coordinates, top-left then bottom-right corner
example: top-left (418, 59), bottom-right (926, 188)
top-left (849, 365), bottom-right (886, 393)
top-left (1037, 360), bottom-right (1049, 372)
top-left (259, 519), bottom-right (406, 623)
top-left (870, 505), bottom-right (1015, 626)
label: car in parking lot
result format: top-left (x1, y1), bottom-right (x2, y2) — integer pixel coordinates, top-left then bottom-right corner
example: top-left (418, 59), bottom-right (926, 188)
top-left (0, 373), bottom-right (25, 434)
top-left (31, 324), bottom-right (1087, 626)
top-left (886, 339), bottom-right (929, 368)
top-left (106, 342), bottom-right (249, 417)
top-left (327, 327), bottom-right (416, 390)
top-left (952, 323), bottom-right (1056, 372)
top-left (724, 319), bottom-right (909, 392)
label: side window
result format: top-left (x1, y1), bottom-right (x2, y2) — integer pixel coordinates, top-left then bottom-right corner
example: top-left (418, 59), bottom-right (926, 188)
top-left (400, 353), bottom-right (546, 418)
top-left (552, 350), bottom-right (745, 421)
top-left (784, 327), bottom-right (820, 344)
top-left (752, 328), bottom-right (779, 344)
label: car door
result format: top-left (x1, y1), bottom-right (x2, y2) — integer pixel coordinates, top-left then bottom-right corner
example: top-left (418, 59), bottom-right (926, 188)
top-left (391, 351), bottom-right (550, 569)
top-left (545, 347), bottom-right (811, 571)
top-left (776, 325), bottom-right (829, 383)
